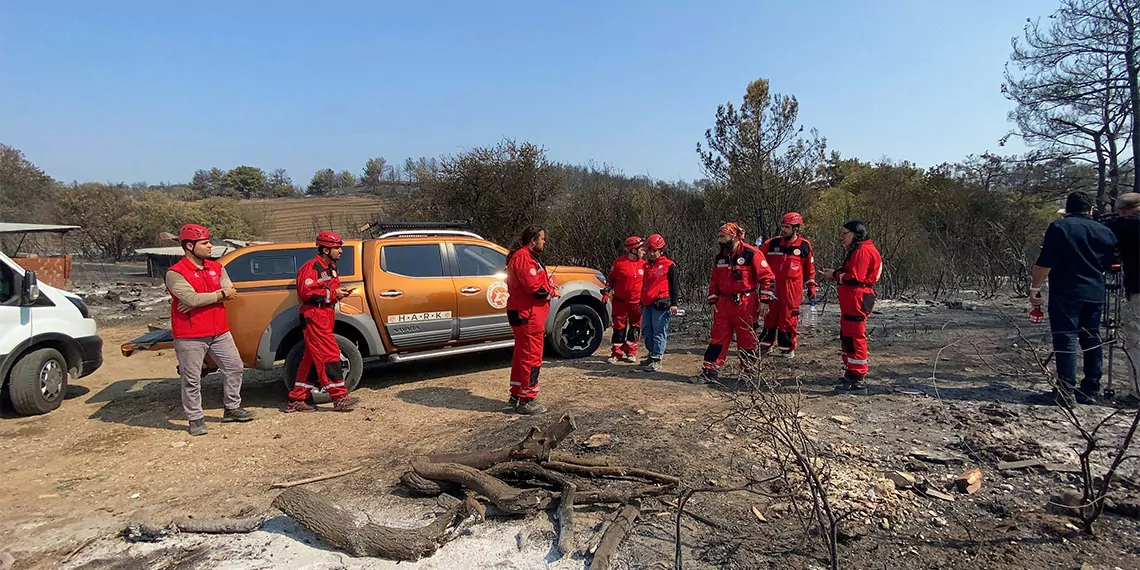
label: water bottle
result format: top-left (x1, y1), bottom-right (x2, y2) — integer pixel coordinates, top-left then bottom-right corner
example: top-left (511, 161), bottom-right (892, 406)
top-left (807, 299), bottom-right (819, 327)
top-left (1029, 290), bottom-right (1044, 324)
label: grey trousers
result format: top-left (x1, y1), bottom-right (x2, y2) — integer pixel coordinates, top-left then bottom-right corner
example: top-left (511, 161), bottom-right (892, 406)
top-left (1120, 295), bottom-right (1140, 398)
top-left (174, 332), bottom-right (244, 421)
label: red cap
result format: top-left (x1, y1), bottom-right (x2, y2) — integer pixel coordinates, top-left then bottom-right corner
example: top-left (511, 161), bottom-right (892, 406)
top-left (624, 236), bottom-right (645, 250)
top-left (178, 224), bottom-right (210, 242)
top-left (316, 231), bottom-right (344, 248)
top-left (782, 212), bottom-right (804, 226)
top-left (646, 234), bottom-right (666, 250)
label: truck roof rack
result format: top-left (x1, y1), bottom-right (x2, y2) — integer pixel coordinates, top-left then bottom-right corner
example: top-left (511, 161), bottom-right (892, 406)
top-left (359, 219), bottom-right (483, 240)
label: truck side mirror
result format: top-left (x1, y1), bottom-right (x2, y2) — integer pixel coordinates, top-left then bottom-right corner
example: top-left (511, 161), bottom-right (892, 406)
top-left (21, 270), bottom-right (39, 305)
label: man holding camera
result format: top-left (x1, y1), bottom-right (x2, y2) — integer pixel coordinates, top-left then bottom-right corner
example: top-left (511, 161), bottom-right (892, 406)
top-left (1030, 192), bottom-right (1118, 405)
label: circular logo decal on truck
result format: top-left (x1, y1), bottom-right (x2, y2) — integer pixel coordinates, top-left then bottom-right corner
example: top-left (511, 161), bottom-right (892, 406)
top-left (487, 281), bottom-right (510, 309)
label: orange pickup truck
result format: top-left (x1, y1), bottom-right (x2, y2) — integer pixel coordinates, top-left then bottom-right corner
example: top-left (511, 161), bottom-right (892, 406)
top-left (121, 223), bottom-right (611, 398)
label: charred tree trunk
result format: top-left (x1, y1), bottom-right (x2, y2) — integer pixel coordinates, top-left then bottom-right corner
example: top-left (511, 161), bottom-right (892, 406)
top-left (271, 487), bottom-right (483, 561)
top-left (426, 412), bottom-right (576, 469)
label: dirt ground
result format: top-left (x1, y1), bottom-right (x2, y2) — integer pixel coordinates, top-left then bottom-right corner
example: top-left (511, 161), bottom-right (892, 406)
top-left (2, 294), bottom-right (1139, 569)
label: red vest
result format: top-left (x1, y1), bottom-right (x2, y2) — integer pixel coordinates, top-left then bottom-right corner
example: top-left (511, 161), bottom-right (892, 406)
top-left (168, 257), bottom-right (230, 339)
top-left (641, 256), bottom-right (674, 306)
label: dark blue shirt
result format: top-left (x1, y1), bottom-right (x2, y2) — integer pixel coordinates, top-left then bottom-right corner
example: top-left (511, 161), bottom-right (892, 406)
top-left (1035, 214), bottom-right (1118, 303)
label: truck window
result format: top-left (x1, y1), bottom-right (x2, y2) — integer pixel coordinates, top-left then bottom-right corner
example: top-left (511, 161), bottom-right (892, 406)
top-left (455, 244), bottom-right (507, 276)
top-left (382, 244), bottom-right (445, 278)
top-left (228, 246), bottom-right (357, 283)
top-left (0, 262), bottom-right (13, 302)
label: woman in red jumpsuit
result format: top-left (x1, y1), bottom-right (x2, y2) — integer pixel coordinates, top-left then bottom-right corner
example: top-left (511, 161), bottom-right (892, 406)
top-left (820, 220), bottom-right (883, 391)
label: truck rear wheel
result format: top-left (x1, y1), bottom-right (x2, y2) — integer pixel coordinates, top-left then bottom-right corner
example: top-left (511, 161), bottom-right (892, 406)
top-left (549, 303), bottom-right (604, 359)
top-left (282, 334), bottom-right (363, 404)
top-left (8, 347), bottom-right (69, 416)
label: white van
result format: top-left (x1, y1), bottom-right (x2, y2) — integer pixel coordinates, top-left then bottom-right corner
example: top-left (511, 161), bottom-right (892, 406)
top-left (0, 251), bottom-right (102, 415)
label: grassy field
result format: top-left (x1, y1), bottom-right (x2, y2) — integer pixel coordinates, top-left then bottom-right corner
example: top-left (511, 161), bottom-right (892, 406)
top-left (247, 195), bottom-right (394, 243)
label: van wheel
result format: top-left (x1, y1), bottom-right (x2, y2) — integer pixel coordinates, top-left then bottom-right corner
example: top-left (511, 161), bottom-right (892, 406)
top-left (8, 348), bottom-right (69, 416)
top-left (283, 335), bottom-right (363, 404)
top-left (549, 303), bottom-right (604, 359)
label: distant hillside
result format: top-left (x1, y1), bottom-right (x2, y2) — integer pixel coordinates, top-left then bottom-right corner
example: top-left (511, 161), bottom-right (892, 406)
top-left (247, 196), bottom-right (394, 243)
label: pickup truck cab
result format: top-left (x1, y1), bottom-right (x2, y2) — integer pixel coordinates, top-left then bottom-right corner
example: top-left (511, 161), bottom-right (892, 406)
top-left (121, 225), bottom-right (611, 398)
top-left (0, 251), bottom-right (103, 415)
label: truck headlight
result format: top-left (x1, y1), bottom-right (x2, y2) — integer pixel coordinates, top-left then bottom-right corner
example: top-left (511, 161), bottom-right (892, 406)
top-left (594, 272), bottom-right (606, 285)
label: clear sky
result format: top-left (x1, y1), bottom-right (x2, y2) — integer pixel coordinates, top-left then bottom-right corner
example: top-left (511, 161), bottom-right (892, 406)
top-left (0, 0), bottom-right (1057, 186)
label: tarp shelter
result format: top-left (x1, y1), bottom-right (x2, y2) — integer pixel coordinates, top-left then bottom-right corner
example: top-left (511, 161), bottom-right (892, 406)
top-left (135, 244), bottom-right (236, 278)
top-left (134, 239), bottom-right (270, 277)
top-left (0, 223), bottom-right (80, 289)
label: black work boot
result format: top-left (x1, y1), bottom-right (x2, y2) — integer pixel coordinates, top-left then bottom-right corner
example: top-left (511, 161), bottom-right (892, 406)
top-left (516, 398), bottom-right (548, 415)
top-left (188, 418), bottom-right (208, 436)
top-left (836, 371), bottom-right (867, 392)
top-left (222, 407), bottom-right (256, 422)
top-left (690, 367), bottom-right (718, 385)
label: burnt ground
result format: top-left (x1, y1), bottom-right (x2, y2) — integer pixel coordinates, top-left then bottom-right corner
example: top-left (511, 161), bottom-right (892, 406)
top-left (1, 286), bottom-right (1138, 569)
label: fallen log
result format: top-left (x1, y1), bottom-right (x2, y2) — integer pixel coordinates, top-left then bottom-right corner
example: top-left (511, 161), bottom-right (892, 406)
top-left (123, 515), bottom-right (267, 542)
top-left (411, 459), bottom-right (551, 514)
top-left (427, 413), bottom-right (577, 469)
top-left (399, 471), bottom-right (462, 497)
top-left (542, 460), bottom-right (681, 486)
top-left (591, 503), bottom-right (640, 570)
top-left (271, 487), bottom-right (483, 560)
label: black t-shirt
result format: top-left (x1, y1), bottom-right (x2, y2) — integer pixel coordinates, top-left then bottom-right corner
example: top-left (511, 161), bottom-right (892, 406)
top-left (1035, 214), bottom-right (1118, 303)
top-left (1110, 213), bottom-right (1140, 296)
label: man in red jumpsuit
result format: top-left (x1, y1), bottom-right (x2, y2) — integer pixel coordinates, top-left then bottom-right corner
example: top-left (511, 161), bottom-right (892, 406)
top-left (692, 222), bottom-right (776, 385)
top-left (604, 236), bottom-right (647, 364)
top-left (820, 220), bottom-right (883, 391)
top-left (506, 225), bottom-right (560, 415)
top-left (286, 231), bottom-right (360, 412)
top-left (759, 212), bottom-right (817, 358)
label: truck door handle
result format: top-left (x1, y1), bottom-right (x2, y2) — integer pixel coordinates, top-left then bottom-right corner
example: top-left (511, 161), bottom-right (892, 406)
top-left (380, 290), bottom-right (403, 298)
top-left (460, 287), bottom-right (481, 294)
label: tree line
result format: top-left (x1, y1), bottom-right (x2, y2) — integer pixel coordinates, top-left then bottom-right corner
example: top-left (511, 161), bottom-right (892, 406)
top-left (0, 0), bottom-right (1133, 298)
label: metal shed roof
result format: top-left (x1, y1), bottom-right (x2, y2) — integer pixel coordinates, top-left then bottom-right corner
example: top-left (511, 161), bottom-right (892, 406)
top-left (0, 223), bottom-right (81, 234)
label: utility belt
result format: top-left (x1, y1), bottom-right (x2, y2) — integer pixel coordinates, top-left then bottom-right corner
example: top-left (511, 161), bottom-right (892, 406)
top-left (725, 291), bottom-right (753, 305)
top-left (306, 298), bottom-right (337, 309)
top-left (839, 281), bottom-right (874, 289)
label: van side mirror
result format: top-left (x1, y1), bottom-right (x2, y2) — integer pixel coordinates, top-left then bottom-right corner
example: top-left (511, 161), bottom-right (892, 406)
top-left (21, 270), bottom-right (39, 305)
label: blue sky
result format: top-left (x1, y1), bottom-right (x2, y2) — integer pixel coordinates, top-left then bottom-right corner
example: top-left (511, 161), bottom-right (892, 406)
top-left (0, 0), bottom-right (1057, 186)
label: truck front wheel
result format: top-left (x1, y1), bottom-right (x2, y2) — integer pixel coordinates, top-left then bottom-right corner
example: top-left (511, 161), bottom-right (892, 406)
top-left (8, 347), bottom-right (69, 416)
top-left (549, 303), bottom-right (604, 359)
top-left (282, 334), bottom-right (363, 404)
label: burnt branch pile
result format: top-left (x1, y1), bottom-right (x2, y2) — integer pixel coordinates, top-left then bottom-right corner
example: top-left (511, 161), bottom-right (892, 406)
top-left (274, 412), bottom-right (678, 565)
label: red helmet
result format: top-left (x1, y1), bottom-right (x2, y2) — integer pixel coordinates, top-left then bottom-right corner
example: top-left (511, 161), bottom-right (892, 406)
top-left (646, 234), bottom-right (666, 250)
top-left (178, 224), bottom-right (210, 242)
top-left (782, 212), bottom-right (804, 226)
top-left (316, 230), bottom-right (344, 248)
top-left (624, 236), bottom-right (645, 250)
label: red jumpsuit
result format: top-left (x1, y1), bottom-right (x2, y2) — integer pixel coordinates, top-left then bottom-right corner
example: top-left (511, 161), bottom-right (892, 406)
top-left (506, 247), bottom-right (555, 401)
top-left (287, 257), bottom-right (347, 402)
top-left (701, 242), bottom-right (776, 374)
top-left (607, 255), bottom-right (646, 358)
top-left (834, 240), bottom-right (883, 379)
top-left (760, 235), bottom-right (816, 353)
